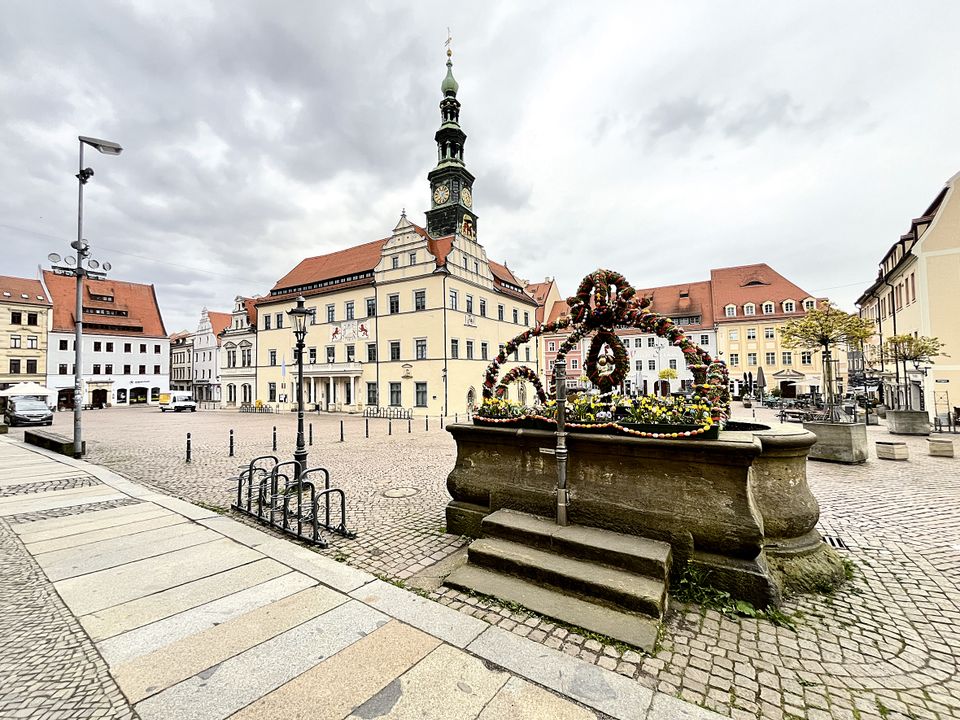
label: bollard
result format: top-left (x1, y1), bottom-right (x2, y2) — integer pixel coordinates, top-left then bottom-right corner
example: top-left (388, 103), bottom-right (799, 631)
top-left (340, 420), bottom-right (344, 442)
top-left (229, 429), bottom-right (234, 457)
top-left (186, 432), bottom-right (192, 463)
top-left (408, 418), bottom-right (411, 434)
top-left (365, 418), bottom-right (369, 438)
top-left (272, 426), bottom-right (277, 452)
top-left (426, 416), bottom-right (429, 432)
top-left (389, 420), bottom-right (392, 436)
top-left (455, 413), bottom-right (459, 423)
top-left (440, 415), bottom-right (444, 430)
top-left (309, 422), bottom-right (313, 446)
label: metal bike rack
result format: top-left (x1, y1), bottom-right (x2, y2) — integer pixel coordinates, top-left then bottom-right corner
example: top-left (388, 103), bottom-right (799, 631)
top-left (229, 455), bottom-right (356, 547)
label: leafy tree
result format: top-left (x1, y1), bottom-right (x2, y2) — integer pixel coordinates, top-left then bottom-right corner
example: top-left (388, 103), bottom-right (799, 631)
top-left (882, 335), bottom-right (945, 409)
top-left (779, 304), bottom-right (875, 416)
top-left (658, 368), bottom-right (678, 381)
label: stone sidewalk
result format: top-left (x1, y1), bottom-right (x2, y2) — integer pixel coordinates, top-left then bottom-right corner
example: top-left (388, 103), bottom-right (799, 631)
top-left (0, 436), bottom-right (722, 720)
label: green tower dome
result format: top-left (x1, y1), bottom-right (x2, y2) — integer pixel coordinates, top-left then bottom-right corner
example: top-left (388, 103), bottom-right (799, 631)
top-left (441, 50), bottom-right (459, 96)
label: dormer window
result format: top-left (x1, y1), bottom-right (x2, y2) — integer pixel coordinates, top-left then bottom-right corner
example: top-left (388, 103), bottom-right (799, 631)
top-left (743, 303), bottom-right (755, 316)
top-left (803, 298), bottom-right (815, 311)
top-left (724, 305), bottom-right (736, 317)
top-left (783, 300), bottom-right (796, 313)
top-left (762, 302), bottom-right (774, 315)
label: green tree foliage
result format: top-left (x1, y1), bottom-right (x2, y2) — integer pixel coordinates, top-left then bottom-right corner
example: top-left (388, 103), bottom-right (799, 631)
top-left (658, 368), bottom-right (678, 380)
top-left (779, 304), bottom-right (875, 412)
top-left (882, 334), bottom-right (945, 366)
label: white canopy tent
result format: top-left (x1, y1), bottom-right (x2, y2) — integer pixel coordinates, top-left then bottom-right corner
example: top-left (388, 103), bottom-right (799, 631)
top-left (0, 382), bottom-right (58, 400)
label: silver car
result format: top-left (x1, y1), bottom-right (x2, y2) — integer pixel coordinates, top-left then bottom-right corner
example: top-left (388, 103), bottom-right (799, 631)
top-left (4, 398), bottom-right (54, 427)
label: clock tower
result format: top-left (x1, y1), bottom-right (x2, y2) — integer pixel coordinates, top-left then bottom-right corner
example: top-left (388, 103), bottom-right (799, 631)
top-left (426, 49), bottom-right (478, 240)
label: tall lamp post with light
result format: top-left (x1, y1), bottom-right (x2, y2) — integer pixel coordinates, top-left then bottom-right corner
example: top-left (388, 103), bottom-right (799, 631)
top-left (47, 135), bottom-right (122, 459)
top-left (287, 296), bottom-right (312, 478)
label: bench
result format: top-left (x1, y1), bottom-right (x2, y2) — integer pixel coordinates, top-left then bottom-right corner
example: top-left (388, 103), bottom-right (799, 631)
top-left (24, 429), bottom-right (85, 457)
top-left (876, 441), bottom-right (908, 461)
top-left (928, 438), bottom-right (955, 458)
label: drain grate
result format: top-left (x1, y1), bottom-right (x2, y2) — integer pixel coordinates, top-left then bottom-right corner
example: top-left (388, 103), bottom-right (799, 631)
top-left (822, 534), bottom-right (847, 549)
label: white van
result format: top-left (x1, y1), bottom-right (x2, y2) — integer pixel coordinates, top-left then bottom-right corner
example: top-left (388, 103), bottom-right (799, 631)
top-left (159, 392), bottom-right (197, 412)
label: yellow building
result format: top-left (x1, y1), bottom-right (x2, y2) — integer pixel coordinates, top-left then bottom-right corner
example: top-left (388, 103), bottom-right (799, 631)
top-left (710, 264), bottom-right (828, 399)
top-left (254, 53), bottom-right (541, 416)
top-left (0, 275), bottom-right (52, 391)
top-left (856, 171), bottom-right (960, 418)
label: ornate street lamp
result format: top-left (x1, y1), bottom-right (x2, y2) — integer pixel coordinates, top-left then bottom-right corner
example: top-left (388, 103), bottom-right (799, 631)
top-left (47, 135), bottom-right (121, 459)
top-left (287, 295), bottom-right (312, 478)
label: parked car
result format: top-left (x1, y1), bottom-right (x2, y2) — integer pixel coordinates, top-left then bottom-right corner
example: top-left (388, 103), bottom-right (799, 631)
top-left (4, 397), bottom-right (54, 426)
top-left (159, 392), bottom-right (197, 412)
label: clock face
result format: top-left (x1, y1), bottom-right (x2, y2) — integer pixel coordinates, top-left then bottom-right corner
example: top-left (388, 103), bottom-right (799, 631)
top-left (433, 184), bottom-right (450, 205)
top-left (460, 186), bottom-right (473, 208)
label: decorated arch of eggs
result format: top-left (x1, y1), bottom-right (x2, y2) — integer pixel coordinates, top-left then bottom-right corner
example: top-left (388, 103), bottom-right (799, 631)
top-left (481, 269), bottom-right (731, 422)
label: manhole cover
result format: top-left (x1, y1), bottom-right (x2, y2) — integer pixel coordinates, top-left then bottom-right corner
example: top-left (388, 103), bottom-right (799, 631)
top-left (382, 487), bottom-right (419, 498)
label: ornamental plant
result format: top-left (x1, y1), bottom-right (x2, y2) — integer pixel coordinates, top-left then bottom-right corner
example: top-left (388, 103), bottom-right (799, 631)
top-left (882, 334), bottom-right (945, 410)
top-left (475, 397), bottom-right (525, 419)
top-left (779, 303), bottom-right (874, 417)
top-left (621, 395), bottom-right (713, 427)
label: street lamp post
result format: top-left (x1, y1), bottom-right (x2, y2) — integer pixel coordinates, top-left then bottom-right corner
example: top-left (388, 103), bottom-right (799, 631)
top-left (554, 358), bottom-right (569, 527)
top-left (288, 296), bottom-right (312, 478)
top-left (46, 136), bottom-right (122, 459)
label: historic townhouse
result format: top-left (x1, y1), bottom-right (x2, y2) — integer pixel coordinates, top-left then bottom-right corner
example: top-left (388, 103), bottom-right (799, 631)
top-left (542, 264), bottom-right (826, 400)
top-left (856, 170), bottom-right (960, 416)
top-left (0, 275), bottom-right (52, 392)
top-left (42, 270), bottom-right (169, 407)
top-left (191, 308), bottom-right (230, 402)
top-left (169, 331), bottom-right (194, 392)
top-left (219, 296), bottom-right (258, 407)
top-left (254, 52), bottom-right (542, 415)
top-left (711, 264), bottom-right (824, 398)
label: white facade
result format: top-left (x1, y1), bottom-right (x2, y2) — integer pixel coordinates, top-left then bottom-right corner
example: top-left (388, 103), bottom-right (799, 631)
top-left (46, 332), bottom-right (169, 407)
top-left (192, 308), bottom-right (222, 402)
top-left (623, 329), bottom-right (717, 395)
top-left (220, 297), bottom-right (257, 407)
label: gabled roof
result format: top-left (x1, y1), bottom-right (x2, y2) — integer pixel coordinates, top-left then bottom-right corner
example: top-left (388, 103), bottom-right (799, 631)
top-left (635, 280), bottom-right (714, 330)
top-left (426, 234), bottom-right (453, 267)
top-left (269, 238), bottom-right (389, 298)
top-left (42, 270), bottom-right (167, 337)
top-left (0, 275), bottom-right (51, 307)
top-left (489, 261), bottom-right (535, 304)
top-left (709, 264), bottom-right (812, 321)
top-left (545, 299), bottom-right (570, 325)
top-left (207, 311), bottom-right (232, 342)
top-left (242, 297), bottom-right (258, 325)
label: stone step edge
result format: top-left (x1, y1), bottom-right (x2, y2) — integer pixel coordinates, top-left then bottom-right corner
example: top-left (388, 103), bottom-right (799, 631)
top-left (446, 564), bottom-right (660, 653)
top-left (481, 509), bottom-right (672, 577)
top-left (468, 538), bottom-right (666, 618)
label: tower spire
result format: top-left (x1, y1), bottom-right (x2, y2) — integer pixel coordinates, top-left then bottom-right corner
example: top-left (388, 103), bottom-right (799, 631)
top-left (426, 41), bottom-right (477, 240)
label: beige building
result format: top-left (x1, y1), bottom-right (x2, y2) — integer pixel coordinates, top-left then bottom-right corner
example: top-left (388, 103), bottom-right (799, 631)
top-left (169, 331), bottom-right (193, 392)
top-left (856, 171), bottom-right (960, 417)
top-left (711, 264), bottom-right (828, 399)
top-left (253, 54), bottom-right (541, 416)
top-left (0, 275), bottom-right (52, 391)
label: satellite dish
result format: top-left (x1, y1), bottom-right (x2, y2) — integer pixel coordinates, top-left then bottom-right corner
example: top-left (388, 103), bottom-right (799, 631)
top-left (48, 253), bottom-right (62, 263)
top-left (102, 262), bottom-right (112, 271)
top-left (87, 259), bottom-right (100, 269)
top-left (65, 256), bottom-right (77, 266)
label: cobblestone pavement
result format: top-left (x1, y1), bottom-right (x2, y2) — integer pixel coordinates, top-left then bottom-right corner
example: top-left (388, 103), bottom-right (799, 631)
top-left (9, 406), bottom-right (960, 719)
top-left (0, 516), bottom-right (138, 719)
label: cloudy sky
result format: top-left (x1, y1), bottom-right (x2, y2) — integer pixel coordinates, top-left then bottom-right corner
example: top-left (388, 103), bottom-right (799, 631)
top-left (3, 1), bottom-right (958, 333)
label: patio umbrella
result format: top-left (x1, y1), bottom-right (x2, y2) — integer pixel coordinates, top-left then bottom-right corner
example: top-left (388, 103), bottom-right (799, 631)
top-left (756, 367), bottom-right (766, 393)
top-left (0, 381), bottom-right (56, 398)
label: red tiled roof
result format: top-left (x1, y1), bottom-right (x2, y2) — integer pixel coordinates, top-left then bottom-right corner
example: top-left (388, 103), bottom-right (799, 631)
top-left (242, 298), bottom-right (258, 325)
top-left (489, 261), bottom-right (535, 303)
top-left (42, 270), bottom-right (167, 337)
top-left (426, 234), bottom-right (454, 266)
top-left (0, 275), bottom-right (50, 307)
top-left (208, 311), bottom-right (232, 337)
top-left (635, 280), bottom-right (714, 330)
top-left (271, 238), bottom-right (389, 294)
top-left (709, 264), bottom-right (814, 321)
top-left (545, 299), bottom-right (570, 325)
